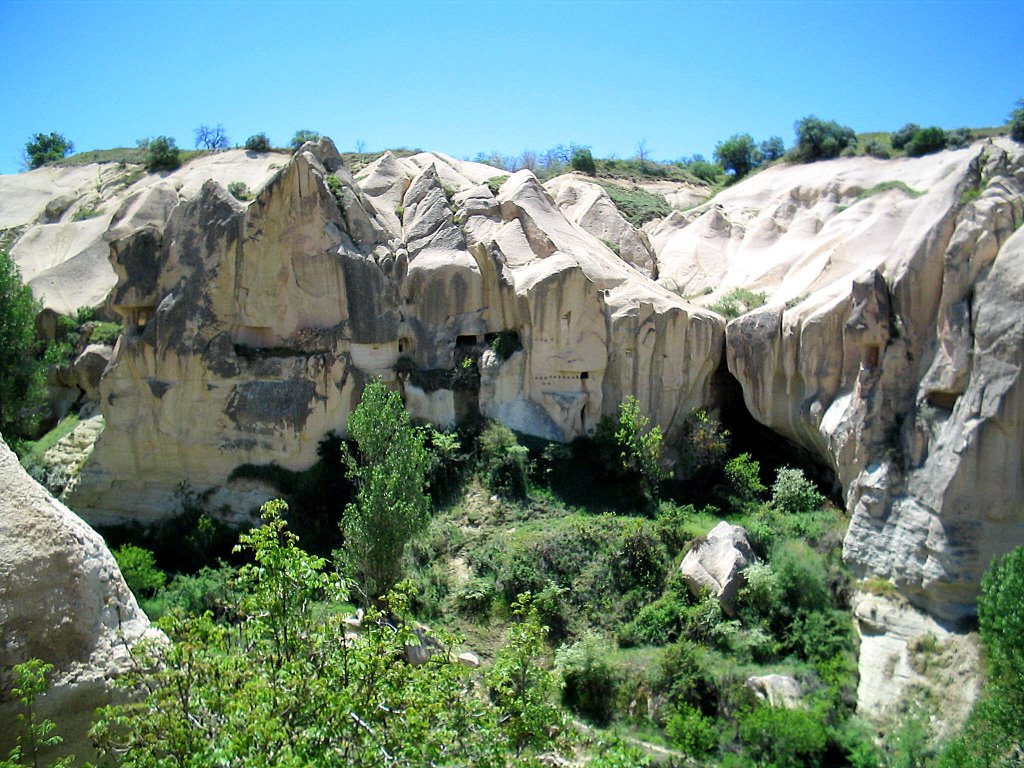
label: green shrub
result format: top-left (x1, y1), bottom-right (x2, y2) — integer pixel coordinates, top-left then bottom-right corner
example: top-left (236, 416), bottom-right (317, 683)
top-left (793, 116), bottom-right (857, 161)
top-left (665, 703), bottom-right (719, 757)
top-left (676, 408), bottom-right (730, 483)
top-left (603, 395), bottom-right (666, 511)
top-left (652, 639), bottom-right (720, 713)
top-left (772, 540), bottom-right (832, 617)
top-left (770, 467), bottom-right (824, 517)
top-left (596, 182), bottom-right (671, 226)
top-left (736, 561), bottom-right (779, 626)
top-left (725, 453), bottom-right (766, 505)
top-left (759, 136), bottom-right (785, 162)
top-left (227, 181), bottom-right (250, 200)
top-left (856, 180), bottom-right (925, 201)
top-left (24, 132), bottom-right (74, 169)
top-left (906, 126), bottom-right (948, 157)
top-left (290, 129), bottom-right (321, 151)
top-left (714, 133), bottom-right (761, 179)
top-left (245, 133), bottom-right (271, 152)
top-left (0, 250), bottom-right (47, 444)
top-left (489, 329), bottom-right (521, 360)
top-left (687, 159), bottom-right (724, 183)
top-left (114, 544), bottom-right (167, 597)
top-left (864, 139), bottom-right (891, 158)
top-left (453, 576), bottom-right (496, 616)
top-left (708, 288), bottom-right (768, 319)
top-left (478, 421), bottom-right (531, 499)
top-left (890, 123), bottom-right (920, 151)
top-left (486, 175), bottom-right (509, 195)
top-left (1011, 98), bottom-right (1024, 143)
top-left (945, 127), bottom-right (974, 149)
top-left (570, 147), bottom-right (597, 175)
top-left (142, 136), bottom-right (181, 172)
top-left (555, 632), bottom-right (618, 724)
top-left (739, 705), bottom-right (828, 767)
top-left (72, 200), bottom-right (103, 220)
top-left (145, 563), bottom-right (240, 620)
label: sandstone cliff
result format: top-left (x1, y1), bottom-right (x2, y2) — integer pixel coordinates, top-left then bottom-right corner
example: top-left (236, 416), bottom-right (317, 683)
top-left (650, 140), bottom-right (1024, 621)
top-left (47, 141), bottom-right (722, 524)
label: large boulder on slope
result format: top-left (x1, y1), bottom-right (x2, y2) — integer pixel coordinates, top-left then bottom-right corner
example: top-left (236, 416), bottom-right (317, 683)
top-left (0, 435), bottom-right (155, 760)
top-left (679, 521), bottom-right (754, 615)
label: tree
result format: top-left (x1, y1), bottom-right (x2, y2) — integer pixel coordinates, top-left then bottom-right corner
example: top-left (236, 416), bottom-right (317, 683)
top-left (193, 124), bottom-right (229, 150)
top-left (290, 129), bottom-right (321, 151)
top-left (570, 147), bottom-right (597, 175)
top-left (759, 135), bottom-right (786, 162)
top-left (604, 395), bottom-right (666, 510)
top-left (245, 133), bottom-right (271, 152)
top-left (23, 132), bottom-right (73, 169)
top-left (890, 123), bottom-right (920, 151)
top-left (1, 659), bottom-right (73, 768)
top-left (140, 136), bottom-right (181, 172)
top-left (0, 251), bottom-right (45, 444)
top-left (342, 381), bottom-right (430, 599)
top-left (1009, 99), bottom-right (1024, 143)
top-left (90, 500), bottom-right (563, 767)
top-left (905, 126), bottom-right (947, 157)
top-left (793, 116), bottom-right (856, 161)
top-left (714, 133), bottom-right (761, 179)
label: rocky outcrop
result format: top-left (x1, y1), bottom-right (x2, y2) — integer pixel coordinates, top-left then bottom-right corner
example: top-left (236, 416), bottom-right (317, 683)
top-left (61, 140), bottom-right (722, 523)
top-left (679, 521), bottom-right (754, 615)
top-left (746, 674), bottom-right (804, 709)
top-left (0, 435), bottom-right (156, 760)
top-left (652, 140), bottom-right (1024, 622)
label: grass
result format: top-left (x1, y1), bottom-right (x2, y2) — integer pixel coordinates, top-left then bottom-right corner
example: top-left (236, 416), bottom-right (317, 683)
top-left (72, 203), bottom-right (103, 221)
top-left (487, 175), bottom-right (509, 195)
top-left (53, 147), bottom-right (212, 167)
top-left (959, 186), bottom-right (983, 205)
top-left (708, 288), bottom-right (769, 320)
top-left (860, 576), bottom-right (900, 598)
top-left (21, 413), bottom-right (80, 467)
top-left (596, 182), bottom-right (671, 227)
top-left (856, 180), bottom-right (925, 201)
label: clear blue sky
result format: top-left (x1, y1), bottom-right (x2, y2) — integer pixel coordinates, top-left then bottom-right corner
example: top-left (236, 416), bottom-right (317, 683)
top-left (1, 0), bottom-right (1021, 174)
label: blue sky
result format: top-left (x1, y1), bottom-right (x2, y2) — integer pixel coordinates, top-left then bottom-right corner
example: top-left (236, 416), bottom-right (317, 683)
top-left (1, 0), bottom-right (1021, 174)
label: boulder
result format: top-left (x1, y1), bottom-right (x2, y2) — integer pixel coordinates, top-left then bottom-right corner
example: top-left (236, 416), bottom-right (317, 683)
top-left (679, 521), bottom-right (754, 615)
top-left (72, 343), bottom-right (113, 399)
top-left (0, 435), bottom-right (156, 760)
top-left (745, 674), bottom-right (803, 709)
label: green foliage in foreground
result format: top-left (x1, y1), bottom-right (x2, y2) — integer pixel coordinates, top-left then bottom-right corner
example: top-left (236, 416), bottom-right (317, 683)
top-left (1, 659), bottom-right (74, 768)
top-left (90, 501), bottom-right (567, 767)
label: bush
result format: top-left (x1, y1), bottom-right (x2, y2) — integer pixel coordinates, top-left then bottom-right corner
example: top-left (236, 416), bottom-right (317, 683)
top-left (142, 136), bottom-right (181, 172)
top-left (686, 159), bottom-right (723, 183)
top-left (714, 133), bottom-right (761, 179)
top-left (677, 408), bottom-right (730, 483)
top-left (245, 133), bottom-right (271, 152)
top-left (793, 116), bottom-right (856, 161)
top-left (555, 632), bottom-right (618, 724)
top-left (725, 453), bottom-right (766, 505)
top-left (570, 147), bottom-right (597, 175)
top-left (290, 129), bottom-right (321, 151)
top-left (24, 132), bottom-right (73, 169)
top-left (1011, 98), bottom-right (1024, 143)
top-left (945, 127), bottom-right (974, 149)
top-left (739, 705), bottom-right (828, 767)
top-left (864, 139), bottom-right (890, 158)
top-left (772, 540), bottom-right (832, 617)
top-left (605, 395), bottom-right (666, 510)
top-left (227, 181), bottom-right (250, 200)
top-left (906, 126), bottom-right (948, 157)
top-left (759, 136), bottom-right (785, 162)
top-left (666, 703), bottom-right (719, 757)
top-left (114, 544), bottom-right (167, 597)
top-left (770, 467), bottom-right (824, 517)
top-left (890, 123), bottom-right (920, 150)
top-left (478, 421), bottom-right (530, 499)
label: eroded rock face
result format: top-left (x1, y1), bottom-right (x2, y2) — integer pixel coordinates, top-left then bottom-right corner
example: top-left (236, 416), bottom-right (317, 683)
top-left (66, 141), bottom-right (723, 524)
top-left (656, 140), bottom-right (1024, 621)
top-left (679, 521), bottom-right (754, 616)
top-left (0, 435), bottom-right (155, 759)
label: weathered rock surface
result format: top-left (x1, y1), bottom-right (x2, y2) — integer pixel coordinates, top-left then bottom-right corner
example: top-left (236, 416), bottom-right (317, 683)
top-left (679, 521), bottom-right (754, 615)
top-left (652, 140), bottom-right (1024, 622)
top-left (745, 674), bottom-right (804, 709)
top-left (852, 591), bottom-right (980, 735)
top-left (46, 140), bottom-right (722, 524)
top-left (25, 411), bottom-right (105, 499)
top-left (0, 435), bottom-right (155, 759)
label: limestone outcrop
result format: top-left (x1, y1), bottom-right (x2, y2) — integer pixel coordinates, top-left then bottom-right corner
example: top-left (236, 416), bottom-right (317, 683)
top-left (54, 141), bottom-right (722, 524)
top-left (650, 139), bottom-right (1024, 621)
top-left (0, 435), bottom-right (156, 759)
top-left (679, 521), bottom-right (754, 616)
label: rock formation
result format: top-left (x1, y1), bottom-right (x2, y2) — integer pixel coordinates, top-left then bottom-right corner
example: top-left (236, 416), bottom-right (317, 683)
top-left (0, 435), bottom-right (156, 759)
top-left (651, 140), bottom-right (1024, 621)
top-left (679, 521), bottom-right (754, 615)
top-left (53, 140), bottom-right (722, 525)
